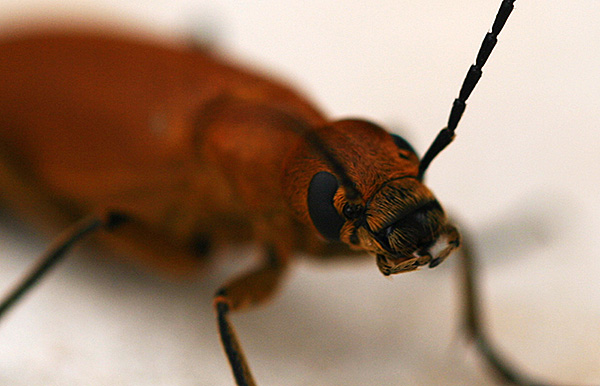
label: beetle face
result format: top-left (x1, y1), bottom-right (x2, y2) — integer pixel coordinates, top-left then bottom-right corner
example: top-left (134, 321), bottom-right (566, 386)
top-left (303, 119), bottom-right (460, 275)
top-left (346, 178), bottom-right (460, 275)
top-left (309, 173), bottom-right (459, 275)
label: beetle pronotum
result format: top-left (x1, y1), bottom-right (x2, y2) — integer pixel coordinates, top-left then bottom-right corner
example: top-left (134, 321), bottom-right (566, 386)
top-left (1, 0), bottom-right (600, 386)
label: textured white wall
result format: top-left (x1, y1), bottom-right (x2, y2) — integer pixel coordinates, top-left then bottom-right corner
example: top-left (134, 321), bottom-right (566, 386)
top-left (0, 1), bottom-right (598, 385)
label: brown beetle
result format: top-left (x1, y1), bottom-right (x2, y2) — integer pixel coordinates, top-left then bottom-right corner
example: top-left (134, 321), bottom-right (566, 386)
top-left (1, 1), bottom-right (597, 385)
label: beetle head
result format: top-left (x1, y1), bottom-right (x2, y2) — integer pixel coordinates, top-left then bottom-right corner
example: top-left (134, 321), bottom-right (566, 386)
top-left (304, 119), bottom-right (460, 275)
top-left (308, 171), bottom-right (459, 274)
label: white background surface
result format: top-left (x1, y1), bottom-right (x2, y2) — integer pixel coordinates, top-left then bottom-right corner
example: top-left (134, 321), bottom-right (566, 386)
top-left (0, 0), bottom-right (599, 385)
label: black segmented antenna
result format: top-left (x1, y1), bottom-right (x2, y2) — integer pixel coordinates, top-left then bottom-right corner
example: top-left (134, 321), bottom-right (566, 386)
top-left (418, 0), bottom-right (516, 179)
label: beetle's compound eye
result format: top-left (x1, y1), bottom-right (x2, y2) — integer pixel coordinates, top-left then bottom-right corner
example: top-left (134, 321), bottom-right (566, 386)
top-left (391, 133), bottom-right (418, 161)
top-left (307, 171), bottom-right (345, 241)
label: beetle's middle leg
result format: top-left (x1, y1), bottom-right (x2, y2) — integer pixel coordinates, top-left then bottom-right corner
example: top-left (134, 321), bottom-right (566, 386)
top-left (0, 211), bottom-right (128, 320)
top-left (213, 245), bottom-right (287, 386)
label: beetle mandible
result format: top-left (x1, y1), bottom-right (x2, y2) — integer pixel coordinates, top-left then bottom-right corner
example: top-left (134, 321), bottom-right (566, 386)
top-left (1, 1), bottom-right (596, 385)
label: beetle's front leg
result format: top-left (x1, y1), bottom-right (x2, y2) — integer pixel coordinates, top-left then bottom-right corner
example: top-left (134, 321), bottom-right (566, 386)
top-left (459, 229), bottom-right (548, 386)
top-left (213, 246), bottom-right (288, 386)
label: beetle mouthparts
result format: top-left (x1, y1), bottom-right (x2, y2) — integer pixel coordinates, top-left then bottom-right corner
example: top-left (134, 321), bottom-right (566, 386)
top-left (428, 257), bottom-right (442, 268)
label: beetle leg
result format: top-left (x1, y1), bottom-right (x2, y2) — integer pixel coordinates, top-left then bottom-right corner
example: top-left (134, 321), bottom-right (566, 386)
top-left (213, 246), bottom-right (287, 386)
top-left (459, 229), bottom-right (549, 386)
top-left (0, 211), bottom-right (127, 320)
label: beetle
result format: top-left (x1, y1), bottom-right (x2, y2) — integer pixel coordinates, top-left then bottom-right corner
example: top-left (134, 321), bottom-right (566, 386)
top-left (1, 0), bottom-right (598, 385)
